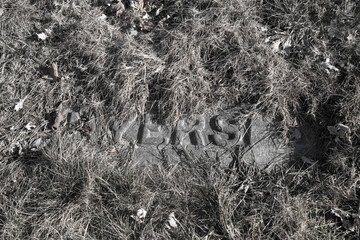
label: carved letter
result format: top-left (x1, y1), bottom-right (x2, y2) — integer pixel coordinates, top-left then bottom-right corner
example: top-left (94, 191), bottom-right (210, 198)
top-left (140, 115), bottom-right (170, 145)
top-left (175, 115), bottom-right (209, 146)
top-left (209, 115), bottom-right (241, 147)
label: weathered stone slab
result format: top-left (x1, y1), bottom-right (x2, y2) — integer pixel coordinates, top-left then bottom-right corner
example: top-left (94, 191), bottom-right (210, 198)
top-left (111, 112), bottom-right (291, 169)
top-left (241, 116), bottom-right (290, 169)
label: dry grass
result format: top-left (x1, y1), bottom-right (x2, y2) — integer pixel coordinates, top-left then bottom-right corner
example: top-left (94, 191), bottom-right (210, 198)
top-left (1, 0), bottom-right (360, 239)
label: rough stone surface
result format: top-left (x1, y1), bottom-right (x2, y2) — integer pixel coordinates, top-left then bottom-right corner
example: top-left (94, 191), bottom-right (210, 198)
top-left (241, 116), bottom-right (290, 168)
top-left (68, 111), bottom-right (80, 124)
top-left (111, 112), bottom-right (292, 169)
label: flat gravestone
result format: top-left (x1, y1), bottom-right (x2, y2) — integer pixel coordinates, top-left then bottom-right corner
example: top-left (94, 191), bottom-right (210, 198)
top-left (111, 112), bottom-right (291, 169)
top-left (241, 116), bottom-right (290, 169)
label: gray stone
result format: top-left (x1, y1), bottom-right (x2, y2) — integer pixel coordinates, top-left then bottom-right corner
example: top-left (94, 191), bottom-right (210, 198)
top-left (133, 145), bottom-right (164, 165)
top-left (68, 111), bottom-right (80, 124)
top-left (111, 112), bottom-right (291, 168)
top-left (113, 114), bottom-right (138, 143)
top-left (241, 115), bottom-right (290, 169)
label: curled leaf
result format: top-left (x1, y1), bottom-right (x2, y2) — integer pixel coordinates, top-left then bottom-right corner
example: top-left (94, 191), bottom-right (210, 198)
top-left (52, 108), bottom-right (70, 131)
top-left (25, 122), bottom-right (36, 130)
top-left (131, 208), bottom-right (147, 223)
top-left (143, 13), bottom-right (151, 19)
top-left (31, 137), bottom-right (50, 151)
top-left (41, 63), bottom-right (63, 81)
top-left (283, 36), bottom-right (292, 48)
top-left (112, 1), bottom-right (125, 17)
top-left (155, 4), bottom-right (163, 16)
top-left (324, 58), bottom-right (339, 72)
top-left (14, 98), bottom-right (26, 111)
top-left (166, 212), bottom-right (178, 229)
top-left (272, 39), bottom-right (282, 52)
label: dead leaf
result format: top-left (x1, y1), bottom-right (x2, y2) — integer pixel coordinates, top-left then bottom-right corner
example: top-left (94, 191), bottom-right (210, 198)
top-left (283, 36), bottom-right (292, 48)
top-left (31, 137), bottom-right (50, 151)
top-left (68, 111), bottom-right (80, 124)
top-left (157, 15), bottom-right (170, 28)
top-left (134, 0), bottom-right (144, 12)
top-left (108, 147), bottom-right (119, 153)
top-left (155, 4), bottom-right (163, 16)
top-left (25, 122), bottom-right (36, 130)
top-left (272, 39), bottom-right (282, 52)
top-left (14, 98), bottom-right (26, 111)
top-left (52, 63), bottom-right (59, 78)
top-left (142, 13), bottom-right (151, 20)
top-left (131, 208), bottom-right (147, 223)
top-left (52, 107), bottom-right (70, 131)
top-left (143, 0), bottom-right (153, 12)
top-left (42, 63), bottom-right (63, 81)
top-left (166, 212), bottom-right (178, 229)
top-left (133, 0), bottom-right (153, 12)
top-left (41, 75), bottom-right (53, 81)
top-left (37, 32), bottom-right (47, 41)
top-left (52, 63), bottom-right (64, 81)
top-left (324, 58), bottom-right (339, 72)
top-left (139, 19), bottom-right (154, 31)
top-left (112, 1), bottom-right (125, 17)
top-left (76, 126), bottom-right (92, 138)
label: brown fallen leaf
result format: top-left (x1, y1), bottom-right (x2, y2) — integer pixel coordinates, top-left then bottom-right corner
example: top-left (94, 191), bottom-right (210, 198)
top-left (134, 0), bottom-right (144, 12)
top-left (41, 75), bottom-right (53, 81)
top-left (143, 0), bottom-right (153, 12)
top-left (158, 15), bottom-right (170, 28)
top-left (112, 1), bottom-right (125, 17)
top-left (139, 19), bottom-right (154, 31)
top-left (155, 4), bottom-right (163, 16)
top-left (165, 212), bottom-right (178, 229)
top-left (52, 62), bottom-right (59, 78)
top-left (52, 108), bottom-right (70, 130)
top-left (41, 62), bottom-right (64, 81)
top-left (108, 147), bottom-right (119, 153)
top-left (76, 125), bottom-right (92, 138)
top-left (133, 0), bottom-right (153, 12)
top-left (14, 98), bottom-right (26, 111)
top-left (131, 208), bottom-right (147, 223)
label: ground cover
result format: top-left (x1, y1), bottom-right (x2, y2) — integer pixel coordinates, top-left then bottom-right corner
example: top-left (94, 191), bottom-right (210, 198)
top-left (0, 0), bottom-right (360, 239)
